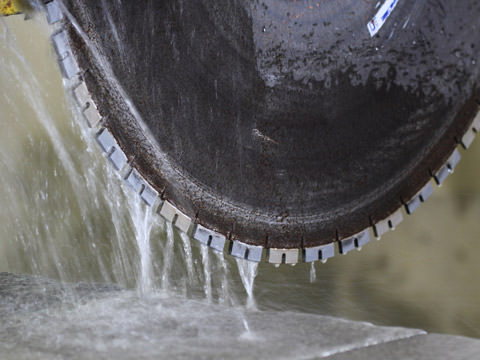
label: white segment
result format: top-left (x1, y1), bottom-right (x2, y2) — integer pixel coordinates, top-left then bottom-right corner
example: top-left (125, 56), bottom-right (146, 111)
top-left (159, 201), bottom-right (192, 233)
top-left (108, 148), bottom-right (128, 171)
top-left (140, 183), bottom-right (158, 207)
top-left (419, 182), bottom-right (434, 202)
top-left (52, 31), bottom-right (79, 78)
top-left (193, 224), bottom-right (226, 252)
top-left (97, 129), bottom-right (117, 153)
top-left (97, 129), bottom-right (128, 171)
top-left (230, 241), bottom-right (263, 262)
top-left (406, 196), bottom-right (421, 214)
top-left (73, 82), bottom-right (91, 108)
top-left (355, 230), bottom-right (371, 248)
top-left (339, 230), bottom-right (370, 254)
top-left (472, 111), bottom-right (480, 132)
top-left (125, 168), bottom-right (144, 193)
top-left (59, 55), bottom-right (79, 79)
top-left (434, 166), bottom-right (450, 185)
top-left (74, 81), bottom-right (101, 127)
top-left (388, 209), bottom-right (404, 228)
top-left (373, 219), bottom-right (389, 238)
top-left (461, 129), bottom-right (476, 149)
top-left (52, 31), bottom-right (69, 59)
top-left (46, 1), bottom-right (63, 24)
top-left (461, 111), bottom-right (480, 148)
top-left (374, 208), bottom-right (403, 238)
top-left (447, 148), bottom-right (461, 171)
top-left (267, 248), bottom-right (299, 264)
top-left (124, 169), bottom-right (158, 206)
top-left (304, 243), bottom-right (335, 263)
top-left (83, 105), bottom-right (102, 128)
top-left (406, 182), bottom-right (433, 214)
top-left (339, 238), bottom-right (356, 255)
top-left (434, 149), bottom-right (461, 185)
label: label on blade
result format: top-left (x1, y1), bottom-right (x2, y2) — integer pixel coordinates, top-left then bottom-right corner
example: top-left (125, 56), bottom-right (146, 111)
top-left (367, 0), bottom-right (399, 37)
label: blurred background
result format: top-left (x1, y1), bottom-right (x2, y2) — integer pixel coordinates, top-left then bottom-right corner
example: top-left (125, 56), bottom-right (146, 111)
top-left (1, 10), bottom-right (480, 341)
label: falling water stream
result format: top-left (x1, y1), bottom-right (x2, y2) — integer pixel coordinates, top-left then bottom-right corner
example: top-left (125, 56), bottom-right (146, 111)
top-left (2, 7), bottom-right (480, 359)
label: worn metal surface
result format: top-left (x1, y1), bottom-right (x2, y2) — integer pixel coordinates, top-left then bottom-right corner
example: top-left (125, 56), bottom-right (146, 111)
top-left (50, 0), bottom-right (480, 251)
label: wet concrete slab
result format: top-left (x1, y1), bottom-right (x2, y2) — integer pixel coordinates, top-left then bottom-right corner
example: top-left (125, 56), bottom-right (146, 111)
top-left (326, 334), bottom-right (480, 360)
top-left (1, 273), bottom-right (479, 359)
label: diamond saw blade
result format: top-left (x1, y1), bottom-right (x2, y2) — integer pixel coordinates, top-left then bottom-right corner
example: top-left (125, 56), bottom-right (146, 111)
top-left (45, 0), bottom-right (480, 264)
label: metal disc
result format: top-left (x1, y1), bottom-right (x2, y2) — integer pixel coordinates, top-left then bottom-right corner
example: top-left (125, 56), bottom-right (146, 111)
top-left (60, 0), bottom-right (480, 248)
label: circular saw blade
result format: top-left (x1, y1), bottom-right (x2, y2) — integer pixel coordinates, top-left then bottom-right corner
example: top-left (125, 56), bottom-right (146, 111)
top-left (55, 0), bottom-right (480, 257)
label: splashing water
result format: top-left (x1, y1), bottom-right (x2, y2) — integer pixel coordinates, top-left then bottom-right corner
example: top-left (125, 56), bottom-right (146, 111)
top-left (201, 246), bottom-right (212, 302)
top-left (130, 200), bottom-right (154, 294)
top-left (161, 222), bottom-right (176, 291)
top-left (0, 10), bottom-right (262, 304)
top-left (310, 262), bottom-right (317, 283)
top-left (215, 251), bottom-right (232, 305)
top-left (180, 231), bottom-right (194, 283)
top-left (239, 317), bottom-right (258, 341)
top-left (235, 259), bottom-right (259, 309)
